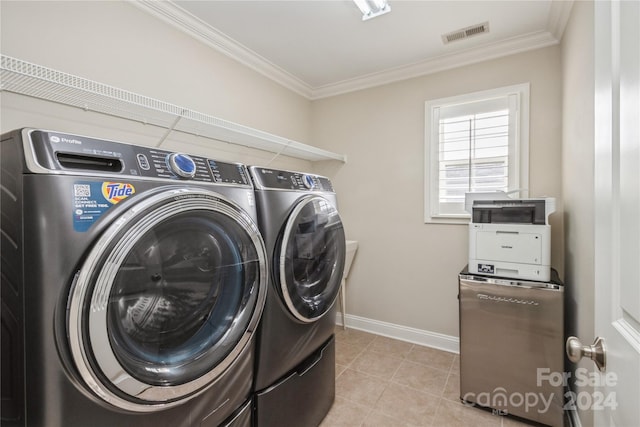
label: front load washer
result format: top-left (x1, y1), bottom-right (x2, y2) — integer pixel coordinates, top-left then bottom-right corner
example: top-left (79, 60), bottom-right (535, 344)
top-left (248, 167), bottom-right (346, 427)
top-left (0, 129), bottom-right (268, 427)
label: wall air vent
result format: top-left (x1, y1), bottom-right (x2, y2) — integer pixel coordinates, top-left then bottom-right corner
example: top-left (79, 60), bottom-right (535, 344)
top-left (442, 22), bottom-right (490, 44)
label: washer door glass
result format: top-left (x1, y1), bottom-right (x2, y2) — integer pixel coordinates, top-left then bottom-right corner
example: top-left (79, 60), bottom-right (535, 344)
top-left (67, 188), bottom-right (266, 411)
top-left (278, 196), bottom-right (346, 322)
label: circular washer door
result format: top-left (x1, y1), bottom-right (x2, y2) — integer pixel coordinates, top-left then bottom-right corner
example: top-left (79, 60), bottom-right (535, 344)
top-left (277, 196), bottom-right (346, 323)
top-left (67, 187), bottom-right (267, 412)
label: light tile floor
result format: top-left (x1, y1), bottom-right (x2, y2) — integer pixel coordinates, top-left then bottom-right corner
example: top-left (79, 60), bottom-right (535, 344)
top-left (320, 327), bottom-right (541, 427)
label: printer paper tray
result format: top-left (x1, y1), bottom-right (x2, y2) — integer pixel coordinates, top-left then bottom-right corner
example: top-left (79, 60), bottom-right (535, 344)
top-left (468, 258), bottom-right (551, 282)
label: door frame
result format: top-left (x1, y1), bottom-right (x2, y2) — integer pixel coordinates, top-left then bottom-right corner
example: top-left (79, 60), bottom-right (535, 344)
top-left (592, 1), bottom-right (640, 426)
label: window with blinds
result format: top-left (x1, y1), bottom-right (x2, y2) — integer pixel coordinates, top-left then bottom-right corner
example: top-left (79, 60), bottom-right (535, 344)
top-left (424, 84), bottom-right (529, 223)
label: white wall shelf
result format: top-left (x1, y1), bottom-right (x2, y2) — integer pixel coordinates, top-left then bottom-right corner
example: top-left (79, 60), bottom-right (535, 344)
top-left (0, 55), bottom-right (346, 163)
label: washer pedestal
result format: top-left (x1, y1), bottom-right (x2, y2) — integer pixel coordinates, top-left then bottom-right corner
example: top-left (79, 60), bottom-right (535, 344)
top-left (255, 336), bottom-right (335, 427)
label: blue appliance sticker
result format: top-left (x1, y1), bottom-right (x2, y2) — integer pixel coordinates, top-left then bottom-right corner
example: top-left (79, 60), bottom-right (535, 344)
top-left (73, 182), bottom-right (135, 232)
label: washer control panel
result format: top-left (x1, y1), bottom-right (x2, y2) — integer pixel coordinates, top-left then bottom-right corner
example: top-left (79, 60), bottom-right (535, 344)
top-left (249, 167), bottom-right (334, 192)
top-left (302, 174), bottom-right (315, 189)
top-left (166, 153), bottom-right (197, 178)
top-left (28, 130), bottom-right (251, 186)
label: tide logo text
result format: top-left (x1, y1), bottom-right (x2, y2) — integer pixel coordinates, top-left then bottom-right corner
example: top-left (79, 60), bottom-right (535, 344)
top-left (102, 182), bottom-right (135, 204)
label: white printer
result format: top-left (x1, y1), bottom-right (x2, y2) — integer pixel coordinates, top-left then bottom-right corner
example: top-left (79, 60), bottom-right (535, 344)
top-left (465, 192), bottom-right (556, 281)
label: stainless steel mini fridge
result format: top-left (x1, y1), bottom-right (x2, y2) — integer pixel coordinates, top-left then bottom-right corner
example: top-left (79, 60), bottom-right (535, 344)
top-left (459, 268), bottom-right (565, 427)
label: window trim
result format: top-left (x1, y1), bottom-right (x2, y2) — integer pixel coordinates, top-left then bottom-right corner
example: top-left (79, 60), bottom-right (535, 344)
top-left (424, 83), bottom-right (530, 224)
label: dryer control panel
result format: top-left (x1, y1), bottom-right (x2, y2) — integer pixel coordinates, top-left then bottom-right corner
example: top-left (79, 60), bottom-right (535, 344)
top-left (249, 167), bottom-right (334, 192)
top-left (26, 129), bottom-right (251, 186)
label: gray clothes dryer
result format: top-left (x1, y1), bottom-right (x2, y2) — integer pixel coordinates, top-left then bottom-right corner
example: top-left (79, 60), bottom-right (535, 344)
top-left (249, 167), bottom-right (346, 427)
top-left (0, 129), bottom-right (268, 427)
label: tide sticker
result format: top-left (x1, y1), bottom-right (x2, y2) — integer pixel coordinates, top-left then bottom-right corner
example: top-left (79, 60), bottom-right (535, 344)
top-left (73, 182), bottom-right (136, 232)
top-left (102, 182), bottom-right (136, 204)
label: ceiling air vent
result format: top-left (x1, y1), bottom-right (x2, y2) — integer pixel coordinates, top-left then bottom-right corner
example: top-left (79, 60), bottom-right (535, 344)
top-left (442, 22), bottom-right (490, 44)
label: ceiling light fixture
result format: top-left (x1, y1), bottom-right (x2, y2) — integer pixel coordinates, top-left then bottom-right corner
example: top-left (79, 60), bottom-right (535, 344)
top-left (353, 0), bottom-right (391, 21)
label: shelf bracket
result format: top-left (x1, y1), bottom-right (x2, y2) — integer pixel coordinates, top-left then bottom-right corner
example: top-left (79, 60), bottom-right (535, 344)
top-left (156, 109), bottom-right (187, 148)
top-left (265, 140), bottom-right (293, 166)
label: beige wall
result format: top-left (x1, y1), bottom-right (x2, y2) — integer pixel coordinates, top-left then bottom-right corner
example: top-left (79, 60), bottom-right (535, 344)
top-left (2, 0), bottom-right (567, 342)
top-left (561, 1), bottom-right (595, 426)
top-left (0, 0), bottom-right (312, 170)
top-left (1, 3), bottom-right (607, 423)
top-left (312, 46), bottom-right (564, 338)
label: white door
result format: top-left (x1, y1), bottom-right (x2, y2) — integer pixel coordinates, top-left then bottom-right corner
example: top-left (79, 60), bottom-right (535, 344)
top-left (592, 0), bottom-right (640, 425)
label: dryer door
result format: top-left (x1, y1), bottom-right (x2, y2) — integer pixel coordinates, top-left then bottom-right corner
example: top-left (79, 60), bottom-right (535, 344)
top-left (67, 188), bottom-right (267, 412)
top-left (278, 196), bottom-right (346, 322)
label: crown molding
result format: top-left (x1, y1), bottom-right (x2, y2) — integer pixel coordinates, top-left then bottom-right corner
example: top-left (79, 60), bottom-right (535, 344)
top-left (311, 30), bottom-right (559, 99)
top-left (130, 0), bottom-right (314, 99)
top-left (547, 0), bottom-right (575, 40)
top-left (133, 0), bottom-right (568, 101)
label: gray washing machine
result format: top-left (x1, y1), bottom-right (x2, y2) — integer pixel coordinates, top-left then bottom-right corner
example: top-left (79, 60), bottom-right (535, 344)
top-left (0, 129), bottom-right (268, 427)
top-left (248, 167), bottom-right (346, 427)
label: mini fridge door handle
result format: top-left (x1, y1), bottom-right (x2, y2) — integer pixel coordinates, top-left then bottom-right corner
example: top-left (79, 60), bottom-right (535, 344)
top-left (566, 336), bottom-right (607, 372)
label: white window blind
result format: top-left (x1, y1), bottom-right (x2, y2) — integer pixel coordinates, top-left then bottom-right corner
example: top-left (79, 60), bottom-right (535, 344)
top-left (425, 84), bottom-right (529, 224)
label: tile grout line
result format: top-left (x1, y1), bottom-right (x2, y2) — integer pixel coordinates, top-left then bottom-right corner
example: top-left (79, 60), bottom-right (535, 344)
top-left (335, 330), bottom-right (514, 427)
top-left (340, 331), bottom-right (474, 426)
top-left (430, 396), bottom-right (445, 427)
top-left (360, 335), bottom-right (404, 416)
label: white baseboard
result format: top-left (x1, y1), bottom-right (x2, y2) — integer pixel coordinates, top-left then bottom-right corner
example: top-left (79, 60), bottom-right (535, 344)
top-left (335, 313), bottom-right (459, 354)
